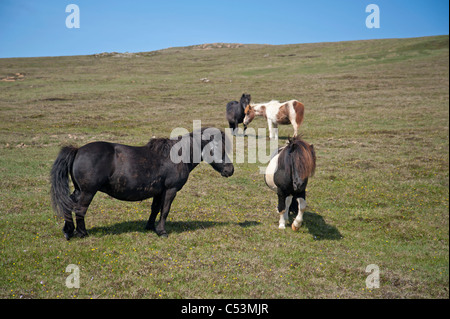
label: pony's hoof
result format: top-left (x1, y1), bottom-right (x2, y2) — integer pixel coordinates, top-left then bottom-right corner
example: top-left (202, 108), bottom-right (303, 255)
top-left (156, 230), bottom-right (168, 238)
top-left (74, 230), bottom-right (89, 238)
top-left (63, 232), bottom-right (73, 240)
top-left (291, 222), bottom-right (302, 231)
top-left (278, 225), bottom-right (286, 230)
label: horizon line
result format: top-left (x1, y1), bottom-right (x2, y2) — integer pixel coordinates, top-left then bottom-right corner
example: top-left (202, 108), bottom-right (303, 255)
top-left (1, 34), bottom-right (448, 60)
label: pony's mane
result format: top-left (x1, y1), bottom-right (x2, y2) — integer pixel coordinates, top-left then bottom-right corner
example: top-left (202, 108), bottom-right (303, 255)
top-left (146, 128), bottom-right (227, 159)
top-left (279, 136), bottom-right (316, 180)
top-left (146, 137), bottom-right (177, 158)
top-left (239, 94), bottom-right (251, 105)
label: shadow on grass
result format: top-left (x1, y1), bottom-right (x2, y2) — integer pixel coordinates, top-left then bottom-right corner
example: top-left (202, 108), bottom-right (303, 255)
top-left (89, 219), bottom-right (260, 236)
top-left (298, 211), bottom-right (343, 240)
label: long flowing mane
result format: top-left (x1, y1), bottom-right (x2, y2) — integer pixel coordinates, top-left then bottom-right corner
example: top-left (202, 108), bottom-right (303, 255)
top-left (279, 137), bottom-right (316, 180)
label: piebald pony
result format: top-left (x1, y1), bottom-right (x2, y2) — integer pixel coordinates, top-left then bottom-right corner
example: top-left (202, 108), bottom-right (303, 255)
top-left (264, 137), bottom-right (316, 231)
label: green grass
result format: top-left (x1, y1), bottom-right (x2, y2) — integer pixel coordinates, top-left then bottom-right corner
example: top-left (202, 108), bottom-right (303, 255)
top-left (0, 36), bottom-right (448, 299)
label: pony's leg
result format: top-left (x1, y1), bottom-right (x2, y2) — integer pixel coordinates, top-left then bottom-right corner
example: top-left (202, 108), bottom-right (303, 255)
top-left (145, 193), bottom-right (162, 231)
top-left (292, 197), bottom-right (307, 231)
top-left (62, 209), bottom-right (75, 240)
top-left (155, 188), bottom-right (177, 237)
top-left (291, 121), bottom-right (299, 138)
top-left (278, 195), bottom-right (292, 229)
top-left (229, 122), bottom-right (237, 136)
top-left (62, 215), bottom-right (75, 240)
top-left (268, 121), bottom-right (279, 140)
top-left (267, 119), bottom-right (274, 139)
top-left (73, 191), bottom-right (95, 238)
top-left (61, 189), bottom-right (80, 240)
top-left (273, 124), bottom-right (279, 140)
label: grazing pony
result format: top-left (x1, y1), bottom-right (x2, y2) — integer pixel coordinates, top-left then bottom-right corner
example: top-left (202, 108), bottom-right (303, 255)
top-left (226, 93), bottom-right (251, 135)
top-left (264, 137), bottom-right (316, 231)
top-left (243, 100), bottom-right (304, 139)
top-left (50, 128), bottom-right (234, 239)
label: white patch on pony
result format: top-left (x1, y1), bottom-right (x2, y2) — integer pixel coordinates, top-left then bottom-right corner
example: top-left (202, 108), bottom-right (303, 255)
top-left (278, 196), bottom-right (292, 229)
top-left (292, 198), bottom-right (306, 231)
top-left (298, 198), bottom-right (306, 210)
top-left (278, 212), bottom-right (286, 229)
top-left (264, 154), bottom-right (279, 192)
top-left (288, 102), bottom-right (297, 122)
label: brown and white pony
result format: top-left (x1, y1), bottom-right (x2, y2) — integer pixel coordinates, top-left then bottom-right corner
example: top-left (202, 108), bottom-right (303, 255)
top-left (243, 100), bottom-right (304, 139)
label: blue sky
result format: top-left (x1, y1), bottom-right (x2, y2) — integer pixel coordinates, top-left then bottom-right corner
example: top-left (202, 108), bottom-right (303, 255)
top-left (0, 0), bottom-right (448, 58)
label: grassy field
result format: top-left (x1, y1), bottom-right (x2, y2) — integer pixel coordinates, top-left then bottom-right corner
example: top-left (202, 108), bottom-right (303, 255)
top-left (0, 35), bottom-right (448, 299)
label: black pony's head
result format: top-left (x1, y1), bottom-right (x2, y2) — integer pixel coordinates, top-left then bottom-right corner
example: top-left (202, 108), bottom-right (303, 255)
top-left (199, 128), bottom-right (234, 177)
top-left (240, 93), bottom-right (251, 107)
top-left (166, 128), bottom-right (234, 177)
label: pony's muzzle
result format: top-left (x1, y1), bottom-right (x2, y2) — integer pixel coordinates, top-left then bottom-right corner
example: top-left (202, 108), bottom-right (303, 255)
top-left (293, 178), bottom-right (303, 191)
top-left (221, 164), bottom-right (234, 177)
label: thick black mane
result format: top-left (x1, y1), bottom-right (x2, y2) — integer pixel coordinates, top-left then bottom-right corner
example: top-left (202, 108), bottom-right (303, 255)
top-left (145, 127), bottom-right (228, 159)
top-left (146, 138), bottom-right (176, 158)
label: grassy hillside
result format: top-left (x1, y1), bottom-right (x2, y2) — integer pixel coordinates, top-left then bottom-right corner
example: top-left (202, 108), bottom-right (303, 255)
top-left (0, 35), bottom-right (448, 298)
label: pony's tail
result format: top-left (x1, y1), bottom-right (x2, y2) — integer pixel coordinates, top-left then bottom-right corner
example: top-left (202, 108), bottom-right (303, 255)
top-left (50, 146), bottom-right (78, 218)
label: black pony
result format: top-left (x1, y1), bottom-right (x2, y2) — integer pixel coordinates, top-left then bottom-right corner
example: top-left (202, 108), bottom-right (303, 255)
top-left (226, 93), bottom-right (251, 135)
top-left (50, 128), bottom-right (234, 239)
top-left (264, 137), bottom-right (316, 231)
